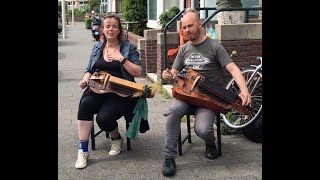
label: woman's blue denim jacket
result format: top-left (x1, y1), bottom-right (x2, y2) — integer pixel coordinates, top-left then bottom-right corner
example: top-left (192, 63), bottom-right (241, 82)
top-left (84, 40), bottom-right (142, 81)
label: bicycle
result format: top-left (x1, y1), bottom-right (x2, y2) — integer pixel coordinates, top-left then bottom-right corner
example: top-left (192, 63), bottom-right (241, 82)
top-left (221, 56), bottom-right (262, 129)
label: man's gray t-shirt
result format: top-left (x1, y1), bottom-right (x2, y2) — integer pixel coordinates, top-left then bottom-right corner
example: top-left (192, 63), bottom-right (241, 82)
top-left (172, 37), bottom-right (233, 84)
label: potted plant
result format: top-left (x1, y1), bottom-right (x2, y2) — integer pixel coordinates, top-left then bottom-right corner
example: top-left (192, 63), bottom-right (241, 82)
top-left (159, 6), bottom-right (180, 31)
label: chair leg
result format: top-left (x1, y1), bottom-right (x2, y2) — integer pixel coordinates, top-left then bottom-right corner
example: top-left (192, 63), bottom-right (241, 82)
top-left (215, 112), bottom-right (222, 156)
top-left (187, 115), bottom-right (192, 143)
top-left (91, 126), bottom-right (96, 150)
top-left (178, 114), bottom-right (192, 156)
top-left (178, 133), bottom-right (182, 155)
top-left (126, 120), bottom-right (131, 151)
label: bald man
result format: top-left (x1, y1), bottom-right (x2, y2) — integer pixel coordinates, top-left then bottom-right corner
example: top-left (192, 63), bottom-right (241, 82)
top-left (161, 8), bottom-right (251, 176)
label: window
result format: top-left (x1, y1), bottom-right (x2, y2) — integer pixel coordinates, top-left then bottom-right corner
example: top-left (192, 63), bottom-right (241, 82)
top-left (148, 0), bottom-right (157, 20)
top-left (204, 0), bottom-right (217, 20)
top-left (116, 0), bottom-right (123, 13)
top-left (164, 1), bottom-right (179, 11)
top-left (242, 0), bottom-right (260, 17)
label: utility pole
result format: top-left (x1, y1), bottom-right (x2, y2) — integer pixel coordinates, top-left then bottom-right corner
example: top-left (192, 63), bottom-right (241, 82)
top-left (61, 0), bottom-right (66, 39)
top-left (72, 0), bottom-right (74, 26)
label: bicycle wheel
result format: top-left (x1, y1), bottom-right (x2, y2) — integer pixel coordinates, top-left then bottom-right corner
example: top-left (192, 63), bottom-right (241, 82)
top-left (222, 67), bottom-right (262, 129)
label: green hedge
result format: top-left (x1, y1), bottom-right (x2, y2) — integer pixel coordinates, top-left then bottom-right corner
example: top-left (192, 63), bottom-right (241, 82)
top-left (85, 18), bottom-right (93, 29)
top-left (159, 6), bottom-right (180, 28)
top-left (123, 0), bottom-right (148, 36)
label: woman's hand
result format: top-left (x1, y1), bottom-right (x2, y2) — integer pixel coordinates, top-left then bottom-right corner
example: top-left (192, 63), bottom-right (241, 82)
top-left (106, 49), bottom-right (124, 63)
top-left (79, 72), bottom-right (91, 89)
top-left (79, 79), bottom-right (88, 89)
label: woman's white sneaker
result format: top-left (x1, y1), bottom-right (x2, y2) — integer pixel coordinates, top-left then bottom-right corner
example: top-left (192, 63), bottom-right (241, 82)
top-left (109, 137), bottom-right (123, 156)
top-left (75, 149), bottom-right (90, 169)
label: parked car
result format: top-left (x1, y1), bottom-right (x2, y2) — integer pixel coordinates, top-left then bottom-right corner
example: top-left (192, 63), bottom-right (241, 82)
top-left (58, 12), bottom-right (62, 33)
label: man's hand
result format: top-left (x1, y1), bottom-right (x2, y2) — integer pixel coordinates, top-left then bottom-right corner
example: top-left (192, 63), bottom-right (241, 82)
top-left (239, 89), bottom-right (251, 106)
top-left (162, 68), bottom-right (173, 82)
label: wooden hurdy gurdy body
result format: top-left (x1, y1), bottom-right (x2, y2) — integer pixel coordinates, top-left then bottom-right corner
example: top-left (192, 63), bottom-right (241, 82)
top-left (172, 68), bottom-right (252, 115)
top-left (88, 71), bottom-right (155, 98)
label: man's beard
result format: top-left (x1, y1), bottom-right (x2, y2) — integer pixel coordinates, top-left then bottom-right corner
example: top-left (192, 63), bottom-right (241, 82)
top-left (186, 29), bottom-right (200, 41)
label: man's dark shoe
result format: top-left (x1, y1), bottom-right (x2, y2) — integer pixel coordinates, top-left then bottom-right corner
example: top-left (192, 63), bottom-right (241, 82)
top-left (205, 144), bottom-right (218, 160)
top-left (162, 156), bottom-right (176, 176)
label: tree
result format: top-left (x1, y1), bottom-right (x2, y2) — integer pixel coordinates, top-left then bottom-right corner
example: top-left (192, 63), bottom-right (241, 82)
top-left (88, 0), bottom-right (101, 13)
top-left (58, 1), bottom-right (67, 13)
top-left (58, 1), bottom-right (61, 12)
top-left (123, 0), bottom-right (148, 36)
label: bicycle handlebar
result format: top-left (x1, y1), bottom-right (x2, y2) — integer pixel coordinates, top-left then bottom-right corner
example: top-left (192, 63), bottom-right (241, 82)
top-left (256, 56), bottom-right (262, 64)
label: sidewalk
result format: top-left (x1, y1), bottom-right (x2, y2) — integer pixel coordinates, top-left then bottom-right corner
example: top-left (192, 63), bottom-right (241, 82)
top-left (58, 22), bottom-right (262, 180)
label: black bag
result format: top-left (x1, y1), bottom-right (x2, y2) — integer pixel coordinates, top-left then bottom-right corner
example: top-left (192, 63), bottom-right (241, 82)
top-left (242, 116), bottom-right (262, 143)
top-left (139, 120), bottom-right (150, 133)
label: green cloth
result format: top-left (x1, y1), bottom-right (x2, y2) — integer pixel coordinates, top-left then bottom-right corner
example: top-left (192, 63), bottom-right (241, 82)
top-left (125, 85), bottom-right (152, 139)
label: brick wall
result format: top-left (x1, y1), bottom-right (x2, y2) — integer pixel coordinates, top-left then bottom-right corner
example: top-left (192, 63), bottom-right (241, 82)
top-left (127, 32), bottom-right (140, 46)
top-left (138, 48), bottom-right (146, 77)
top-left (220, 40), bottom-right (262, 86)
top-left (127, 30), bottom-right (162, 78)
top-left (157, 41), bottom-right (179, 74)
top-left (145, 40), bottom-right (158, 74)
top-left (144, 29), bottom-right (161, 77)
top-left (127, 32), bottom-right (147, 77)
top-left (215, 23), bottom-right (262, 86)
top-left (157, 32), bottom-right (180, 82)
top-left (156, 43), bottom-right (177, 84)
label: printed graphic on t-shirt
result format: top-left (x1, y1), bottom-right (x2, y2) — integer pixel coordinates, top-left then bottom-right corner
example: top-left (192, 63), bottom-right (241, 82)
top-left (184, 53), bottom-right (210, 70)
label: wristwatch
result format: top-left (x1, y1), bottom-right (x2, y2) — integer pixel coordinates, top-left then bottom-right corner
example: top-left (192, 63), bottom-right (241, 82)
top-left (121, 58), bottom-right (128, 65)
